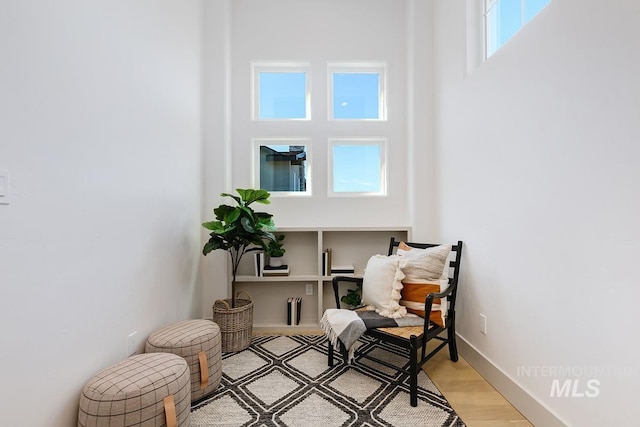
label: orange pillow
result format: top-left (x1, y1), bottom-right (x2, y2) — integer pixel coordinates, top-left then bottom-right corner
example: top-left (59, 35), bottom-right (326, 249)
top-left (399, 282), bottom-right (445, 327)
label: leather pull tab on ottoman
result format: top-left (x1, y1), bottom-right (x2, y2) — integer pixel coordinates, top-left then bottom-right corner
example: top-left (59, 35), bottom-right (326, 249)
top-left (198, 351), bottom-right (209, 389)
top-left (163, 394), bottom-right (177, 427)
top-left (145, 319), bottom-right (222, 402)
top-left (79, 353), bottom-right (190, 427)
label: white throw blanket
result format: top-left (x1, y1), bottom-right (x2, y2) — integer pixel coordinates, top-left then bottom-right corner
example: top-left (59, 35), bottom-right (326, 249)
top-left (320, 309), bottom-right (366, 362)
top-left (320, 308), bottom-right (425, 362)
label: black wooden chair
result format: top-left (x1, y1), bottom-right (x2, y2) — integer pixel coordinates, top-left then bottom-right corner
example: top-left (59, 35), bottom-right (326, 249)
top-left (328, 238), bottom-right (463, 407)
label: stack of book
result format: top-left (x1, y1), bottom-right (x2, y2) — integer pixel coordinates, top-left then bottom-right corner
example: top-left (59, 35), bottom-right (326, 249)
top-left (254, 252), bottom-right (266, 277)
top-left (322, 248), bottom-right (332, 276)
top-left (263, 265), bottom-right (290, 276)
top-left (331, 264), bottom-right (355, 276)
top-left (254, 253), bottom-right (290, 276)
top-left (287, 297), bottom-right (302, 325)
top-left (323, 248), bottom-right (355, 276)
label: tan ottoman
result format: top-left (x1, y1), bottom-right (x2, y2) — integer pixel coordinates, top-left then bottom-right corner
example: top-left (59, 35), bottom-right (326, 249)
top-left (145, 319), bottom-right (222, 402)
top-left (78, 352), bottom-right (190, 427)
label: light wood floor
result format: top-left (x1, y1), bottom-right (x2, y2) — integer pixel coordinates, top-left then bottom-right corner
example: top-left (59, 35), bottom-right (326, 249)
top-left (423, 343), bottom-right (533, 427)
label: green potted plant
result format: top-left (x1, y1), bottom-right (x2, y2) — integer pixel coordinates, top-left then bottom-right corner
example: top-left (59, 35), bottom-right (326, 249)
top-left (202, 188), bottom-right (277, 351)
top-left (341, 281), bottom-right (362, 308)
top-left (266, 234), bottom-right (286, 267)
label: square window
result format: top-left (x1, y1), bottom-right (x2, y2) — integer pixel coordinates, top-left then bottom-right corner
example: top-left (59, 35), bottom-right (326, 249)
top-left (328, 63), bottom-right (386, 120)
top-left (332, 73), bottom-right (379, 119)
top-left (485, 1), bottom-right (500, 57)
top-left (486, 0), bottom-right (524, 58)
top-left (252, 63), bottom-right (310, 120)
top-left (497, 0), bottom-right (523, 45)
top-left (253, 139), bottom-right (310, 195)
top-left (329, 139), bottom-right (386, 196)
top-left (485, 0), bottom-right (551, 58)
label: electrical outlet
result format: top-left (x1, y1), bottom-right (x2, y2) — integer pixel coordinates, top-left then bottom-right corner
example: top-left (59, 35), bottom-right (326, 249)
top-left (128, 331), bottom-right (138, 356)
top-left (306, 283), bottom-right (313, 295)
top-left (480, 314), bottom-right (487, 335)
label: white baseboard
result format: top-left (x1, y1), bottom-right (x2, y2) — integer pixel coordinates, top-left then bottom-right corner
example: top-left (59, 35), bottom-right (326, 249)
top-left (457, 334), bottom-right (568, 427)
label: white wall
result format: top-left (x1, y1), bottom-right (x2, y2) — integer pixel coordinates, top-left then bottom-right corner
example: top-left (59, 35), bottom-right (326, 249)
top-left (0, 1), bottom-right (203, 425)
top-left (200, 0), bottom-right (232, 319)
top-left (433, 0), bottom-right (640, 425)
top-left (406, 0), bottom-right (438, 240)
top-left (200, 0), bottom-right (438, 307)
top-left (8, 1), bottom-right (631, 424)
top-left (228, 0), bottom-right (412, 227)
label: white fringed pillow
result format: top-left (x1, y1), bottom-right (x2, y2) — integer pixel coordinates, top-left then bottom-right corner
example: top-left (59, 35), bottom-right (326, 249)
top-left (361, 255), bottom-right (408, 319)
top-left (397, 242), bottom-right (452, 282)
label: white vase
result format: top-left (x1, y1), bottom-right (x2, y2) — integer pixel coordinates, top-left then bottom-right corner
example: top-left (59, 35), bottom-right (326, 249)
top-left (269, 256), bottom-right (283, 267)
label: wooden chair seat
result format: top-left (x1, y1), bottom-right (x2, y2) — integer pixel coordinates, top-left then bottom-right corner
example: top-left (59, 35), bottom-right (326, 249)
top-left (375, 325), bottom-right (424, 339)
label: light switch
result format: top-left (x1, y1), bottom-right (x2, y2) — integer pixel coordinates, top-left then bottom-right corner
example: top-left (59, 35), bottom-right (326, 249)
top-left (0, 170), bottom-right (9, 205)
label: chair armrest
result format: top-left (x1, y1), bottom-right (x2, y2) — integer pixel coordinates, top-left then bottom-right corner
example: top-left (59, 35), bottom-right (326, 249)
top-left (425, 283), bottom-right (454, 301)
top-left (331, 276), bottom-right (364, 308)
top-left (422, 283), bottom-right (457, 330)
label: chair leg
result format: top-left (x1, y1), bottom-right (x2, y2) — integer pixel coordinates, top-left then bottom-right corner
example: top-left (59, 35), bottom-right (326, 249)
top-left (409, 335), bottom-right (418, 407)
top-left (328, 341), bottom-right (334, 367)
top-left (448, 325), bottom-right (459, 362)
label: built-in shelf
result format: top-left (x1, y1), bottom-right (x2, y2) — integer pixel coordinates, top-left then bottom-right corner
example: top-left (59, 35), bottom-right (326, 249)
top-left (234, 226), bottom-right (411, 329)
top-left (236, 275), bottom-right (319, 282)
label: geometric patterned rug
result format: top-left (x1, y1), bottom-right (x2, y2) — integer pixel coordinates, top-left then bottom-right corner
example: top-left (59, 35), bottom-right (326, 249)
top-left (191, 335), bottom-right (465, 426)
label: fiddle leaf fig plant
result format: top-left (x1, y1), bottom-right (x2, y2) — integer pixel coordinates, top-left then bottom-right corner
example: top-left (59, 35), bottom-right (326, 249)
top-left (202, 188), bottom-right (277, 307)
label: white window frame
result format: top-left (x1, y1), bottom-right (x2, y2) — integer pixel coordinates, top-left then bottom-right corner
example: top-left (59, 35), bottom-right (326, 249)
top-left (484, 0), bottom-right (551, 59)
top-left (484, 0), bottom-right (499, 59)
top-left (327, 62), bottom-right (387, 121)
top-left (252, 138), bottom-right (312, 197)
top-left (327, 138), bottom-right (387, 197)
top-left (251, 61), bottom-right (311, 121)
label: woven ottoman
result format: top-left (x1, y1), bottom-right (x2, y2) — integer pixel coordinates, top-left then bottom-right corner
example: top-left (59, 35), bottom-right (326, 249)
top-left (145, 319), bottom-right (222, 402)
top-left (78, 352), bottom-right (190, 427)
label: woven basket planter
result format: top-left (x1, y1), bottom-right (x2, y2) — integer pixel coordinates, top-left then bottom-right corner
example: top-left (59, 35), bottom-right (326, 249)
top-left (213, 291), bottom-right (253, 353)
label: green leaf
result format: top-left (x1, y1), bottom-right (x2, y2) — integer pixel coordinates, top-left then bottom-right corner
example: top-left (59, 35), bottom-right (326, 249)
top-left (235, 188), bottom-right (250, 202)
top-left (255, 212), bottom-right (275, 230)
top-left (240, 216), bottom-right (256, 233)
top-left (220, 192), bottom-right (242, 206)
top-left (202, 221), bottom-right (224, 232)
top-left (203, 239), bottom-right (223, 255)
top-left (214, 204), bottom-right (235, 221)
top-left (238, 205), bottom-right (256, 222)
top-left (224, 208), bottom-right (241, 225)
top-left (262, 231), bottom-right (276, 242)
top-left (237, 188), bottom-right (271, 206)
